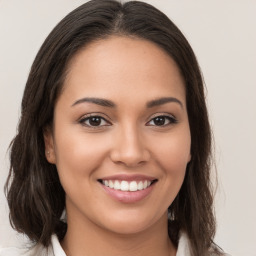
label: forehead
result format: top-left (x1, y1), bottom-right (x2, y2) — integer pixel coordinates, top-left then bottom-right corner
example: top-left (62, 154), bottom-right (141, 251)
top-left (61, 36), bottom-right (185, 104)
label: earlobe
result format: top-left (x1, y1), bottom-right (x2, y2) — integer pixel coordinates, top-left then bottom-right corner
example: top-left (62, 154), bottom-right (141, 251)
top-left (43, 127), bottom-right (56, 164)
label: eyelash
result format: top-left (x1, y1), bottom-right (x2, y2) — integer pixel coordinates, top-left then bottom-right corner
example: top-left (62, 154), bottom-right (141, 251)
top-left (79, 114), bottom-right (111, 128)
top-left (78, 114), bottom-right (177, 128)
top-left (146, 115), bottom-right (177, 127)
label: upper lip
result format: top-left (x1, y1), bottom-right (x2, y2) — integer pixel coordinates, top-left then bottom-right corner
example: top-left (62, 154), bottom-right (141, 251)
top-left (98, 174), bottom-right (157, 182)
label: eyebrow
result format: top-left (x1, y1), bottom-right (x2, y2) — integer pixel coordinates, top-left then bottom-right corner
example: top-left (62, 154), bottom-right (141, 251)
top-left (146, 97), bottom-right (183, 109)
top-left (71, 97), bottom-right (116, 107)
top-left (71, 96), bottom-right (183, 109)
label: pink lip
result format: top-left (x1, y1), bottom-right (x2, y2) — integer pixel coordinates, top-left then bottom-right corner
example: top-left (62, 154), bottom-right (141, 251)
top-left (100, 182), bottom-right (156, 203)
top-left (99, 174), bottom-right (157, 182)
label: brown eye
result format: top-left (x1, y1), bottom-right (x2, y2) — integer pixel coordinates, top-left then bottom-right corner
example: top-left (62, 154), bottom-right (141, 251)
top-left (147, 115), bottom-right (177, 126)
top-left (153, 117), bottom-right (166, 126)
top-left (79, 116), bottom-right (110, 127)
top-left (88, 117), bottom-right (102, 126)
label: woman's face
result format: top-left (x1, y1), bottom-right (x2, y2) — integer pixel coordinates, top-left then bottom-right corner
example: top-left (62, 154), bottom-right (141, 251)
top-left (45, 36), bottom-right (191, 235)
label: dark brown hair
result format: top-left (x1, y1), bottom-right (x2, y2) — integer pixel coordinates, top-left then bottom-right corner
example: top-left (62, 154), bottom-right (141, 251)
top-left (5, 1), bottom-right (221, 255)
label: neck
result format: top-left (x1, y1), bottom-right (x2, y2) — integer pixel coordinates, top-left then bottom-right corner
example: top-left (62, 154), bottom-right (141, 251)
top-left (61, 210), bottom-right (176, 256)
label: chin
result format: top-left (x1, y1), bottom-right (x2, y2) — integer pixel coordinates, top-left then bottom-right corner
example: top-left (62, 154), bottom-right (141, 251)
top-left (104, 222), bottom-right (151, 235)
top-left (99, 210), bottom-right (166, 235)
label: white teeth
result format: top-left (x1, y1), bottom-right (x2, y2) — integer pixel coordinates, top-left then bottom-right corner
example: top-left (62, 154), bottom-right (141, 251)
top-left (129, 181), bottom-right (137, 192)
top-left (102, 179), bottom-right (153, 192)
top-left (120, 181), bottom-right (129, 191)
top-left (109, 180), bottom-right (114, 188)
top-left (138, 181), bottom-right (143, 190)
top-left (114, 180), bottom-right (120, 190)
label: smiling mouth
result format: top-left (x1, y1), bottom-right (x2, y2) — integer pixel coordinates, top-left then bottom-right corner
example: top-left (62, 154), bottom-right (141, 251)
top-left (98, 179), bottom-right (157, 192)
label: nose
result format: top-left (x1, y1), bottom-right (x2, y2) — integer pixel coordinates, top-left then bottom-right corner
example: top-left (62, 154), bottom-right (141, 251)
top-left (110, 125), bottom-right (150, 167)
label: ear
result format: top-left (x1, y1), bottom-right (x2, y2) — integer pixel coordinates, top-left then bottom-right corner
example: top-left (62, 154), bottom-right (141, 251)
top-left (43, 126), bottom-right (56, 164)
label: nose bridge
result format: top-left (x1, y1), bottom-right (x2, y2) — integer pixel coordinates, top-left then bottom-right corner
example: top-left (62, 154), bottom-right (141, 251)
top-left (110, 122), bottom-right (149, 166)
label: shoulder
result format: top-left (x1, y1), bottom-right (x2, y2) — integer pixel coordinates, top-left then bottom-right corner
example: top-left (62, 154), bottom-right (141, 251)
top-left (0, 247), bottom-right (28, 256)
top-left (0, 235), bottom-right (65, 256)
top-left (0, 246), bottom-right (40, 256)
top-left (0, 242), bottom-right (53, 256)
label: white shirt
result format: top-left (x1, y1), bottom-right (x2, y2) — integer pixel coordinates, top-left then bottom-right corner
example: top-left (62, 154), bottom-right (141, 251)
top-left (0, 232), bottom-right (213, 256)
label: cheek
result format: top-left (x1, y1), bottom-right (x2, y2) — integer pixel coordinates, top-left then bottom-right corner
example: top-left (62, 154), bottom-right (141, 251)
top-left (153, 129), bottom-right (191, 172)
top-left (150, 128), bottom-right (191, 194)
top-left (53, 130), bottom-right (109, 187)
top-left (139, 130), bottom-right (190, 217)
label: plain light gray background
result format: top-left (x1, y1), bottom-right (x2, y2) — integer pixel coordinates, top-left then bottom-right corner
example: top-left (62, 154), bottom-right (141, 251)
top-left (0, 1), bottom-right (256, 255)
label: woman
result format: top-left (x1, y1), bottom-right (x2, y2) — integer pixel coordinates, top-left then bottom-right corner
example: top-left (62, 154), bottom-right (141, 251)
top-left (1, 0), bottom-right (227, 255)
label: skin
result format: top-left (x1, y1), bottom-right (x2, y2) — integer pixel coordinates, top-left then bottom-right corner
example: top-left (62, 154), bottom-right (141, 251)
top-left (44, 36), bottom-right (191, 256)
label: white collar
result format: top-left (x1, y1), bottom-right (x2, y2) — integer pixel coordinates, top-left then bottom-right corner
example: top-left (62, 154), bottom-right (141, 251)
top-left (176, 231), bottom-right (192, 256)
top-left (51, 235), bottom-right (66, 256)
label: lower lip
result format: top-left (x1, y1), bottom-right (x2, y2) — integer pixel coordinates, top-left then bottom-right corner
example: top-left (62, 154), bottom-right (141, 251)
top-left (100, 183), bottom-right (155, 203)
